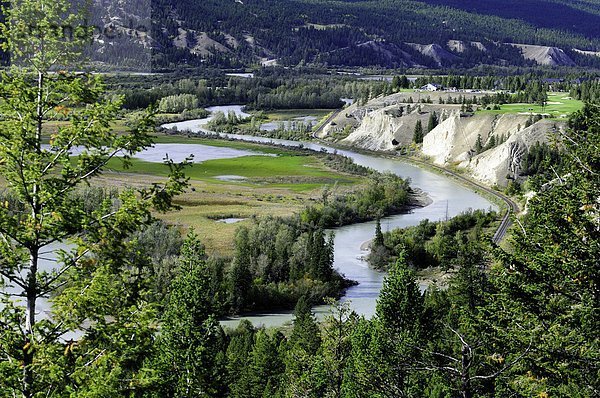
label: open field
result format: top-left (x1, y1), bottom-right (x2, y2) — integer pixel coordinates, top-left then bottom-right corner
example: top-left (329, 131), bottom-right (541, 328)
top-left (2, 135), bottom-right (365, 254)
top-left (106, 154), bottom-right (359, 192)
top-left (478, 92), bottom-right (583, 119)
top-left (42, 120), bottom-right (129, 135)
top-left (259, 109), bottom-right (332, 121)
top-left (90, 171), bottom-right (314, 255)
top-left (97, 138), bottom-right (366, 253)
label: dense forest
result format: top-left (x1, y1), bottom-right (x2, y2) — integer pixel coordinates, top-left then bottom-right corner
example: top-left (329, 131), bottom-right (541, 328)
top-left (1, 1), bottom-right (599, 397)
top-left (3, 103), bottom-right (597, 396)
top-left (368, 209), bottom-right (498, 270)
top-left (149, 0), bottom-right (600, 69)
top-left (108, 69), bottom-right (599, 114)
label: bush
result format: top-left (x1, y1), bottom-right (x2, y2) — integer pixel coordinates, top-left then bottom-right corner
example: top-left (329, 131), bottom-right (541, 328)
top-left (158, 93), bottom-right (199, 113)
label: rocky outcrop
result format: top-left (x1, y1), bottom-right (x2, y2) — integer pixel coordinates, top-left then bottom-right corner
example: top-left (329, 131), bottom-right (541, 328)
top-left (173, 30), bottom-right (232, 57)
top-left (342, 104), bottom-right (455, 151)
top-left (336, 90), bottom-right (568, 186)
top-left (406, 43), bottom-right (460, 67)
top-left (460, 120), bottom-right (563, 185)
top-left (422, 113), bottom-right (531, 165)
top-left (422, 114), bottom-right (564, 185)
top-left (447, 40), bottom-right (487, 53)
top-left (508, 43), bottom-right (576, 66)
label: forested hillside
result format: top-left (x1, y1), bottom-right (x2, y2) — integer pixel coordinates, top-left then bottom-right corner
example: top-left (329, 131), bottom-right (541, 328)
top-left (149, 0), bottom-right (600, 69)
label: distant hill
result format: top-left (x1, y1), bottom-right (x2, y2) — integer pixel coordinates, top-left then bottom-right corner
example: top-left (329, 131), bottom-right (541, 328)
top-left (147, 0), bottom-right (600, 69)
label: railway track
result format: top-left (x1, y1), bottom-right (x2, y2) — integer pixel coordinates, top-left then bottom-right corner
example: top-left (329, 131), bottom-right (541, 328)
top-left (312, 109), bottom-right (343, 138)
top-left (388, 157), bottom-right (518, 244)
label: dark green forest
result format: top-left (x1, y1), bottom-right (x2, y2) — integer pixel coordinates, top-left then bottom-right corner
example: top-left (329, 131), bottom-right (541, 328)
top-left (150, 0), bottom-right (600, 69)
top-left (0, 1), bottom-right (599, 397)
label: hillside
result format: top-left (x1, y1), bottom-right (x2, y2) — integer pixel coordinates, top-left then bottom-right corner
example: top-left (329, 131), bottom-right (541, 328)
top-left (323, 90), bottom-right (575, 186)
top-left (147, 0), bottom-right (600, 69)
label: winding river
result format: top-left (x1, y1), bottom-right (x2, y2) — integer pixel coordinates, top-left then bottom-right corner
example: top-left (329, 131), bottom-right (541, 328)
top-left (161, 106), bottom-right (497, 328)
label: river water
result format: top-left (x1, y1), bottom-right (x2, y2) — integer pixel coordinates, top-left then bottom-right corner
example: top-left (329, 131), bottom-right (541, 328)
top-left (161, 106), bottom-right (496, 328)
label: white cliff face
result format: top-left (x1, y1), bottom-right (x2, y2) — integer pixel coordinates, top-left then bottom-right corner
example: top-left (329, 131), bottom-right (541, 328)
top-left (341, 107), bottom-right (405, 151)
top-left (421, 112), bottom-right (462, 164)
top-left (422, 113), bottom-right (531, 166)
top-left (508, 43), bottom-right (576, 66)
top-left (342, 104), bottom-right (455, 151)
top-left (461, 120), bottom-right (563, 185)
top-left (336, 92), bottom-right (567, 186)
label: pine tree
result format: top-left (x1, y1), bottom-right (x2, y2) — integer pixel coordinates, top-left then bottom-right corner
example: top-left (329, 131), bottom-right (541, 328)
top-left (235, 331), bottom-right (284, 398)
top-left (376, 253), bottom-right (423, 334)
top-left (0, 1), bottom-right (188, 395)
top-left (400, 75), bottom-right (410, 89)
top-left (320, 301), bottom-right (358, 398)
top-left (374, 218), bottom-right (385, 247)
top-left (151, 231), bottom-right (227, 397)
top-left (427, 111), bottom-right (439, 132)
top-left (229, 227), bottom-right (253, 312)
top-left (283, 297), bottom-right (322, 397)
top-left (475, 134), bottom-right (483, 153)
top-left (413, 120), bottom-right (424, 144)
top-left (491, 104), bottom-right (600, 396)
top-left (226, 321), bottom-right (256, 393)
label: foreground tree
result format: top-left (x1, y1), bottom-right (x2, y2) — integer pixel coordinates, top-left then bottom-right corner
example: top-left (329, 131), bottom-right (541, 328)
top-left (150, 231), bottom-right (227, 397)
top-left (345, 255), bottom-right (424, 397)
top-left (492, 104), bottom-right (599, 396)
top-left (0, 1), bottom-right (188, 396)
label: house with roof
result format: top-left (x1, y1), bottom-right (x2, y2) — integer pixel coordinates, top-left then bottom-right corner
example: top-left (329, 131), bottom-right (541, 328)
top-left (420, 83), bottom-right (443, 91)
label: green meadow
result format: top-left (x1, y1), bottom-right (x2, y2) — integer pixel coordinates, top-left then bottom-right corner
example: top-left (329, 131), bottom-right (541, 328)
top-left (106, 147), bottom-right (360, 193)
top-left (479, 92), bottom-right (583, 119)
top-left (97, 138), bottom-right (365, 253)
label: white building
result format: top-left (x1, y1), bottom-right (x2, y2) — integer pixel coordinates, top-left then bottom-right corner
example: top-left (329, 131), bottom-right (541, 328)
top-left (420, 83), bottom-right (443, 91)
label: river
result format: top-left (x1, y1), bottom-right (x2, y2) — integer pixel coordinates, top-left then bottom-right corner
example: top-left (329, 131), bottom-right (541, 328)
top-left (161, 106), bottom-right (496, 328)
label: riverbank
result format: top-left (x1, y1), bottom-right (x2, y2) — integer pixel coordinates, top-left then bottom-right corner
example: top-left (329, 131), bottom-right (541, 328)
top-left (309, 137), bottom-right (518, 244)
top-left (172, 109), bottom-right (516, 238)
top-left (159, 109), bottom-right (496, 327)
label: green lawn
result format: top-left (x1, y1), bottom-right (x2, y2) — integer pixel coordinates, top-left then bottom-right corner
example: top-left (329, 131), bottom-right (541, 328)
top-left (259, 109), bottom-right (332, 121)
top-left (106, 153), bottom-right (359, 192)
top-left (478, 92), bottom-right (583, 119)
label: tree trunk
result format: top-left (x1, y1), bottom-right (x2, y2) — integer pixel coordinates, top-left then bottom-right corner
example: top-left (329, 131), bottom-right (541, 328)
top-left (460, 344), bottom-right (472, 398)
top-left (23, 247), bottom-right (39, 398)
top-left (22, 67), bottom-right (44, 398)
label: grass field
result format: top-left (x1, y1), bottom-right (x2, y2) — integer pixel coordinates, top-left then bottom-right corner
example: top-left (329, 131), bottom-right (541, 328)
top-left (478, 92), bottom-right (583, 119)
top-left (259, 109), bottom-right (332, 121)
top-left (97, 138), bottom-right (366, 253)
top-left (107, 154), bottom-right (359, 192)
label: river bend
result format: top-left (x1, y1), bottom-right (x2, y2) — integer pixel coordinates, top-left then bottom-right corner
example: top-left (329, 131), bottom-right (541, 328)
top-left (162, 106), bottom-right (496, 327)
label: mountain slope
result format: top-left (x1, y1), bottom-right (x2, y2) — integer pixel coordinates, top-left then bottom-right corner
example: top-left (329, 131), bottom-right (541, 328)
top-left (149, 0), bottom-right (600, 69)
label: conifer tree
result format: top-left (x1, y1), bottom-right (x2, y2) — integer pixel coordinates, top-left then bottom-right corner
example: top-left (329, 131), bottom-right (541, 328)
top-left (376, 253), bottom-right (423, 334)
top-left (0, 1), bottom-right (188, 396)
top-left (235, 331), bottom-right (284, 398)
top-left (229, 227), bottom-right (253, 312)
top-left (427, 111), bottom-right (439, 132)
top-left (413, 120), bottom-right (424, 144)
top-left (283, 297), bottom-right (322, 397)
top-left (492, 104), bottom-right (600, 396)
top-left (151, 231), bottom-right (227, 397)
top-left (374, 218), bottom-right (385, 247)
